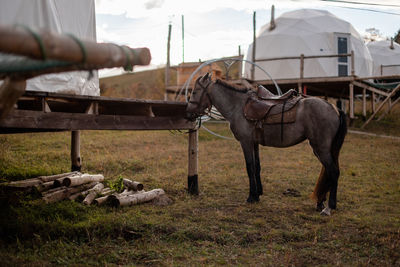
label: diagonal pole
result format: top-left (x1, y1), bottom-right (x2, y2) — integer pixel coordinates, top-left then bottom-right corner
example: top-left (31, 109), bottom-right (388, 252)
top-left (361, 83), bottom-right (400, 129)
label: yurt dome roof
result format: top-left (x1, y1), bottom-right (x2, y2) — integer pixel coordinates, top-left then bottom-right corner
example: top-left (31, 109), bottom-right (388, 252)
top-left (245, 9), bottom-right (373, 80)
top-left (367, 40), bottom-right (400, 76)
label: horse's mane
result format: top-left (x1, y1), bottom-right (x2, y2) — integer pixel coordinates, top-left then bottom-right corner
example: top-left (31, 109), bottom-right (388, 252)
top-left (215, 79), bottom-right (252, 93)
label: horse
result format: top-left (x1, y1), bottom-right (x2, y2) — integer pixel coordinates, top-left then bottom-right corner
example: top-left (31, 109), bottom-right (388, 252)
top-left (186, 73), bottom-right (347, 216)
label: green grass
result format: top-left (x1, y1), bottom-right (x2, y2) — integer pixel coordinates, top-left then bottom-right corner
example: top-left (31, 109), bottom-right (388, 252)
top-left (0, 118), bottom-right (399, 266)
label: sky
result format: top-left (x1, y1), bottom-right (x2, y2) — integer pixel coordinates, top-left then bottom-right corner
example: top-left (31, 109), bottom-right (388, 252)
top-left (94, 0), bottom-right (400, 77)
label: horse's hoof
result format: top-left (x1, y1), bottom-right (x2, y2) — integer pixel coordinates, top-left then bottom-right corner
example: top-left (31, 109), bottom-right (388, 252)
top-left (320, 207), bottom-right (331, 216)
top-left (247, 195), bottom-right (260, 203)
top-left (316, 202), bottom-right (325, 212)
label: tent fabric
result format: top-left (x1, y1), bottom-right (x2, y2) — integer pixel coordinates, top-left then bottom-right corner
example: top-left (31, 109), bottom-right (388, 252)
top-left (244, 9), bottom-right (373, 81)
top-left (0, 0), bottom-right (99, 96)
top-left (367, 40), bottom-right (400, 76)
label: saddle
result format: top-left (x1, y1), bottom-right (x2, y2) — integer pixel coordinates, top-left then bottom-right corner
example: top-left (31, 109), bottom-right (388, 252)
top-left (244, 85), bottom-right (301, 126)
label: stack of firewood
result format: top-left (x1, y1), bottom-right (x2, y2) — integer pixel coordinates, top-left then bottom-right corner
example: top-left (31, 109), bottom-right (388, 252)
top-left (0, 172), bottom-right (170, 207)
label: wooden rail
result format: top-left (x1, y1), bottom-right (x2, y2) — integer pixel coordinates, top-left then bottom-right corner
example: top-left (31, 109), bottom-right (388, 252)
top-left (255, 51), bottom-right (355, 93)
top-left (0, 91), bottom-right (195, 133)
top-left (380, 64), bottom-right (400, 75)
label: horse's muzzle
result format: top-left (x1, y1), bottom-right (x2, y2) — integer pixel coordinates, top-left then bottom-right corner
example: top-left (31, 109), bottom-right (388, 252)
top-left (185, 112), bottom-right (198, 121)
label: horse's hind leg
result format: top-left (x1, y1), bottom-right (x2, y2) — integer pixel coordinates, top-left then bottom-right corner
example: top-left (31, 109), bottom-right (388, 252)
top-left (318, 153), bottom-right (339, 216)
top-left (314, 166), bottom-right (328, 211)
top-left (254, 143), bottom-right (263, 196)
top-left (311, 146), bottom-right (339, 215)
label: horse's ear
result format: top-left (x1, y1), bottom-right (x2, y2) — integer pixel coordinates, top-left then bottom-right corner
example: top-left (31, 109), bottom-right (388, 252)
top-left (203, 72), bottom-right (209, 81)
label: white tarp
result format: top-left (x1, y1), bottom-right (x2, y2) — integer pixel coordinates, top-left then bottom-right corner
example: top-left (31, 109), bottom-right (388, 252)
top-left (367, 40), bottom-right (400, 76)
top-left (0, 0), bottom-right (99, 96)
top-left (244, 9), bottom-right (373, 81)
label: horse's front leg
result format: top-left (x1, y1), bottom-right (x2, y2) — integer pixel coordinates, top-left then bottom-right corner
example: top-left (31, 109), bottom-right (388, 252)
top-left (240, 140), bottom-right (259, 203)
top-left (254, 143), bottom-right (263, 196)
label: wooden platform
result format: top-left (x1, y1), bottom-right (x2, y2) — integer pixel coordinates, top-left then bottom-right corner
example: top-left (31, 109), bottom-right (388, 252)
top-left (0, 91), bottom-right (195, 133)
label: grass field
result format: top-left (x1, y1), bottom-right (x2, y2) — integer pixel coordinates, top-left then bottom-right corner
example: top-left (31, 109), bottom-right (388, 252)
top-left (0, 112), bottom-right (399, 266)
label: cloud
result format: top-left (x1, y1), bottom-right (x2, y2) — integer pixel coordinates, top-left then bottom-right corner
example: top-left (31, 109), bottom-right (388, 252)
top-left (144, 0), bottom-right (164, 10)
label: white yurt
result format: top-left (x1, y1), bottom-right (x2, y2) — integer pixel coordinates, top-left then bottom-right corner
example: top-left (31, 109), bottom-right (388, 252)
top-left (244, 9), bottom-right (373, 80)
top-left (367, 40), bottom-right (400, 76)
top-left (0, 0), bottom-right (99, 96)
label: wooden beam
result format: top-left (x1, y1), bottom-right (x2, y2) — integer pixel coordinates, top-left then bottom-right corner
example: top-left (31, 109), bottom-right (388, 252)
top-left (257, 76), bottom-right (354, 85)
top-left (352, 81), bottom-right (390, 97)
top-left (377, 96), bottom-right (400, 121)
top-left (188, 129), bottom-right (199, 195)
top-left (361, 84), bottom-right (400, 129)
top-left (0, 78), bottom-right (26, 120)
top-left (0, 110), bottom-right (195, 131)
top-left (357, 75), bottom-right (400, 80)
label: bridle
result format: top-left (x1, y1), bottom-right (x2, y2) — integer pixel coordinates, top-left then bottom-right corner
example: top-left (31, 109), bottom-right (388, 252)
top-left (188, 79), bottom-right (213, 115)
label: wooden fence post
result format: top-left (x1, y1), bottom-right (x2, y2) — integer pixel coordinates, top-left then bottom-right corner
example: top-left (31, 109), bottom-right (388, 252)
top-left (349, 82), bottom-right (355, 119)
top-left (362, 88), bottom-right (367, 118)
top-left (251, 11), bottom-right (256, 81)
top-left (71, 130), bottom-right (81, 171)
top-left (351, 50), bottom-right (355, 76)
top-left (188, 129), bottom-right (198, 195)
top-left (0, 78), bottom-right (26, 120)
top-left (371, 92), bottom-right (376, 113)
top-left (164, 23), bottom-right (172, 101)
top-left (298, 54), bottom-right (304, 93)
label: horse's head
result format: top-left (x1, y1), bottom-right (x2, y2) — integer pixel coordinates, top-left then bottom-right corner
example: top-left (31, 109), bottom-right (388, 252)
top-left (186, 73), bottom-right (212, 121)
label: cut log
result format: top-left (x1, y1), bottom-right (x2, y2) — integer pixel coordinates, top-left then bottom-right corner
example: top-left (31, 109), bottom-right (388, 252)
top-left (62, 174), bottom-right (104, 187)
top-left (93, 195), bottom-right (109, 206)
top-left (100, 187), bottom-right (115, 196)
top-left (122, 178), bottom-right (144, 191)
top-left (83, 183), bottom-right (105, 205)
top-left (42, 182), bottom-right (98, 203)
top-left (4, 178), bottom-right (42, 188)
top-left (68, 187), bottom-right (93, 201)
top-left (53, 173), bottom-right (82, 187)
top-left (38, 172), bottom-right (79, 182)
top-left (109, 189), bottom-right (165, 207)
top-left (33, 181), bottom-right (55, 193)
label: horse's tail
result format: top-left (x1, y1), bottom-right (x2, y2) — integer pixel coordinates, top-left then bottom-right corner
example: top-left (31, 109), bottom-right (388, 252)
top-left (331, 110), bottom-right (347, 164)
top-left (312, 109), bottom-right (347, 201)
